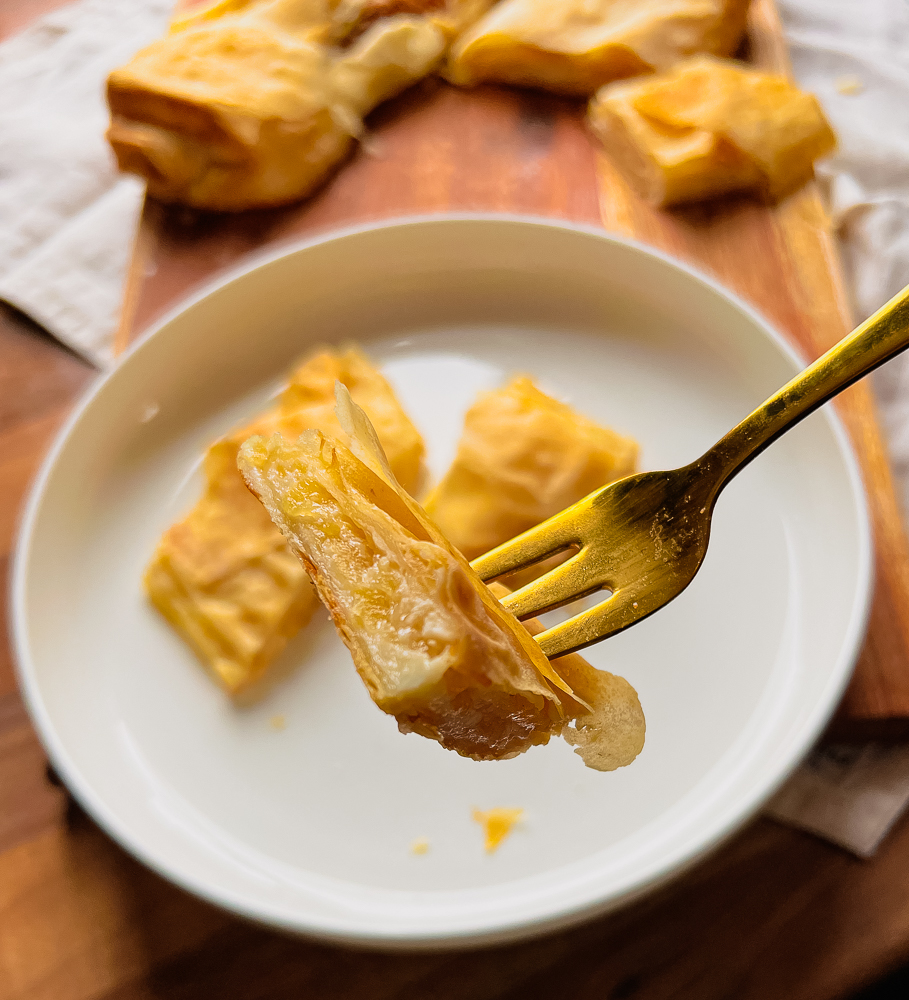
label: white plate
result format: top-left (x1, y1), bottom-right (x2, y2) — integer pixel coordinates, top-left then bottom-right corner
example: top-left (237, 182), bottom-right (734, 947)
top-left (13, 216), bottom-right (871, 949)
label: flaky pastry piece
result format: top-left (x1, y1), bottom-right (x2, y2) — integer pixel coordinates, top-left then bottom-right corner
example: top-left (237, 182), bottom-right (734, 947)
top-left (168, 0), bottom-right (274, 34)
top-left (588, 55), bottom-right (836, 206)
top-left (237, 346), bottom-right (424, 485)
top-left (145, 439), bottom-right (319, 696)
top-left (561, 663), bottom-right (644, 770)
top-left (448, 0), bottom-right (751, 97)
top-left (169, 0), bottom-right (490, 43)
top-left (107, 0), bottom-right (450, 210)
top-left (145, 347), bottom-right (424, 697)
top-left (326, 0), bottom-right (493, 43)
top-left (517, 603), bottom-right (644, 771)
top-left (424, 376), bottom-right (638, 560)
top-left (238, 387), bottom-right (579, 759)
top-left (239, 387), bottom-right (645, 769)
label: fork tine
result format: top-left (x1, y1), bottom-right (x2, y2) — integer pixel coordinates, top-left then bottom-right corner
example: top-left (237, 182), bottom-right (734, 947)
top-left (470, 511), bottom-right (583, 581)
top-left (534, 588), bottom-right (660, 659)
top-left (498, 549), bottom-right (604, 619)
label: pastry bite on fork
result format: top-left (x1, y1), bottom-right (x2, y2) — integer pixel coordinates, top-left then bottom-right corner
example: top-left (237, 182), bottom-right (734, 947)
top-left (237, 385), bottom-right (644, 767)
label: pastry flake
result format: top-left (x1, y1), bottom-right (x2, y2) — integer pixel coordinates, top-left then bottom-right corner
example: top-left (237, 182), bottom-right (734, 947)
top-left (169, 0), bottom-right (261, 34)
top-left (519, 607), bottom-right (645, 770)
top-left (488, 581), bottom-right (645, 771)
top-left (448, 0), bottom-right (751, 97)
top-left (559, 659), bottom-right (646, 770)
top-left (145, 347), bottom-right (424, 697)
top-left (423, 376), bottom-right (638, 560)
top-left (328, 0), bottom-right (491, 43)
top-left (107, 0), bottom-right (450, 210)
top-left (237, 387), bottom-right (578, 760)
top-left (473, 807), bottom-right (523, 852)
top-left (589, 55), bottom-right (836, 205)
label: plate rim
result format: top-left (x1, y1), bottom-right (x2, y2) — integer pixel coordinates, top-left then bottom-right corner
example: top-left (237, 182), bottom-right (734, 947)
top-left (10, 213), bottom-right (874, 948)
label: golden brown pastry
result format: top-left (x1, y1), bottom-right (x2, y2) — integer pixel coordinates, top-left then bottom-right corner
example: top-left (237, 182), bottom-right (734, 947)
top-left (145, 347), bottom-right (424, 697)
top-left (238, 393), bottom-right (570, 757)
top-left (168, 0), bottom-right (271, 34)
top-left (588, 55), bottom-right (837, 205)
top-left (145, 438), bottom-right (319, 696)
top-left (107, 0), bottom-right (452, 210)
top-left (238, 346), bottom-right (424, 484)
top-left (559, 657), bottom-right (646, 770)
top-left (423, 376), bottom-right (638, 560)
top-left (519, 607), bottom-right (644, 771)
top-left (448, 0), bottom-right (751, 97)
top-left (238, 386), bottom-right (645, 768)
top-left (327, 0), bottom-right (490, 42)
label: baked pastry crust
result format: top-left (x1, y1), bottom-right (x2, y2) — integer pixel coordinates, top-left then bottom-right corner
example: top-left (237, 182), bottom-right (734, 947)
top-left (145, 438), bottom-right (319, 696)
top-left (424, 376), bottom-right (638, 560)
top-left (107, 0), bottom-right (452, 209)
top-left (518, 605), bottom-right (644, 771)
top-left (448, 0), bottom-right (751, 97)
top-left (145, 347), bottom-right (424, 697)
top-left (239, 387), bottom-right (574, 757)
top-left (588, 55), bottom-right (836, 205)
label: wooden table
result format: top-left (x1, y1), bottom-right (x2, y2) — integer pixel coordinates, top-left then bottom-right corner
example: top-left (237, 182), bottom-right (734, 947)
top-left (3, 394), bottom-right (909, 1000)
top-left (5, 2), bottom-right (909, 998)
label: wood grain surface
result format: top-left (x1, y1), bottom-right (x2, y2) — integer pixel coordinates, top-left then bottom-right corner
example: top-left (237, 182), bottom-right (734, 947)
top-left (5, 2), bottom-right (909, 999)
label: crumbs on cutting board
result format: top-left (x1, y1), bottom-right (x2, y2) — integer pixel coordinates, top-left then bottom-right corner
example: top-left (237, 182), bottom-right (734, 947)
top-left (409, 837), bottom-right (430, 856)
top-left (473, 808), bottom-right (524, 854)
top-left (268, 714), bottom-right (286, 731)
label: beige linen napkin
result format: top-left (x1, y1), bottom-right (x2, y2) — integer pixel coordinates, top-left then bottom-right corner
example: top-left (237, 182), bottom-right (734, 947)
top-left (766, 743), bottom-right (909, 857)
top-left (0, 0), bottom-right (171, 367)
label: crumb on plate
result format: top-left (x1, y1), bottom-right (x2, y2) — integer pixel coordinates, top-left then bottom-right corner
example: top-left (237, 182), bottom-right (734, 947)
top-left (269, 714), bottom-right (286, 731)
top-left (410, 837), bottom-right (431, 855)
top-left (835, 75), bottom-right (864, 95)
top-left (473, 808), bottom-right (524, 853)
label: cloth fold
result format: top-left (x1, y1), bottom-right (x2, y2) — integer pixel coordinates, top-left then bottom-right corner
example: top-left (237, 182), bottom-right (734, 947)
top-left (766, 742), bottom-right (909, 857)
top-left (0, 0), bottom-right (171, 366)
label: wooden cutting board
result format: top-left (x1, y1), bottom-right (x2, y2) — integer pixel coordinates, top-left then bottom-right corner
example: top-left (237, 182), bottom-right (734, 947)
top-left (119, 0), bottom-right (909, 738)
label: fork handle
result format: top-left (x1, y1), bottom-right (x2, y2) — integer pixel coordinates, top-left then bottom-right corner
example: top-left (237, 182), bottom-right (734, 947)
top-left (696, 283), bottom-right (909, 492)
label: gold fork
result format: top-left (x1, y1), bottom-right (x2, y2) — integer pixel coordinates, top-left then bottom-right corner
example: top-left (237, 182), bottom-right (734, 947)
top-left (471, 284), bottom-right (909, 659)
